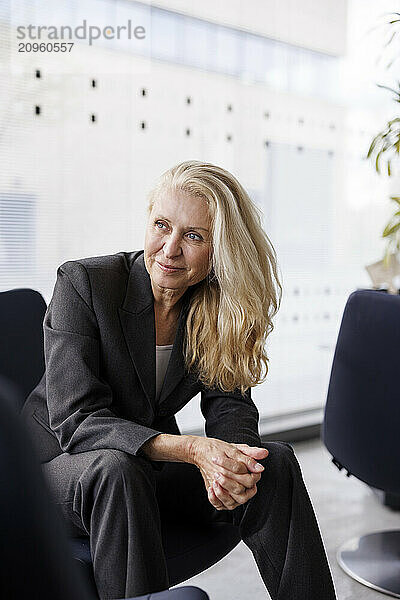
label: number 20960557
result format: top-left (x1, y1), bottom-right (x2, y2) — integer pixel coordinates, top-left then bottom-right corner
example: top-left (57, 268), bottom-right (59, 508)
top-left (18, 42), bottom-right (74, 52)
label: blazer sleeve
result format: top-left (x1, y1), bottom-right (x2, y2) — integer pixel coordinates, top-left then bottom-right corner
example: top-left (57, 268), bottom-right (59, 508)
top-left (200, 385), bottom-right (262, 447)
top-left (43, 261), bottom-right (163, 460)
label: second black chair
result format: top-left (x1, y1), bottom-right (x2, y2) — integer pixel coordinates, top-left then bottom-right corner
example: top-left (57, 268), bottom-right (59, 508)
top-left (322, 289), bottom-right (400, 597)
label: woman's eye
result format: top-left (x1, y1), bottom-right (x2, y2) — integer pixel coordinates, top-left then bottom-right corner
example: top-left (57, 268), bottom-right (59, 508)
top-left (154, 222), bottom-right (201, 241)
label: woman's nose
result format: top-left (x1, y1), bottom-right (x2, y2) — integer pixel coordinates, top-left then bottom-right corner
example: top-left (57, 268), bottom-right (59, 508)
top-left (163, 237), bottom-right (182, 256)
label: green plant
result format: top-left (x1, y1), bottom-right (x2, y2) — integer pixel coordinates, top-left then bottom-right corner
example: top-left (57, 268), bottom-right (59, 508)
top-left (366, 12), bottom-right (400, 263)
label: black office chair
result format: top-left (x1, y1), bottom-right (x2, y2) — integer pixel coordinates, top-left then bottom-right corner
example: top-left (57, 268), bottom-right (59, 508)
top-left (322, 289), bottom-right (400, 597)
top-left (0, 374), bottom-right (96, 599)
top-left (0, 288), bottom-right (46, 409)
top-left (1, 287), bottom-right (241, 598)
top-left (0, 373), bottom-right (208, 600)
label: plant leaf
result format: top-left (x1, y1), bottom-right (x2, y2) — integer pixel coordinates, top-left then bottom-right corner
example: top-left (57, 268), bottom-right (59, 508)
top-left (384, 30), bottom-right (397, 47)
top-left (376, 83), bottom-right (399, 96)
top-left (383, 221), bottom-right (400, 237)
top-left (376, 149), bottom-right (383, 173)
top-left (367, 135), bottom-right (380, 158)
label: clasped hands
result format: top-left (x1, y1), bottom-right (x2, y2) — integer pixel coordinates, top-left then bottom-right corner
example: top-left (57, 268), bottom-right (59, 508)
top-left (189, 437), bottom-right (269, 511)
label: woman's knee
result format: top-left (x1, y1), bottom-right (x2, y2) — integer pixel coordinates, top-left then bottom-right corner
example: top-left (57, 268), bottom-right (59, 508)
top-left (259, 440), bottom-right (295, 458)
top-left (85, 449), bottom-right (155, 488)
top-left (73, 450), bottom-right (157, 530)
top-left (257, 441), bottom-right (300, 477)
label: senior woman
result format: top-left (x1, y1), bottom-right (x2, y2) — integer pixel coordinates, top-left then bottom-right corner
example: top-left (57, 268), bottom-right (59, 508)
top-left (22, 160), bottom-right (337, 600)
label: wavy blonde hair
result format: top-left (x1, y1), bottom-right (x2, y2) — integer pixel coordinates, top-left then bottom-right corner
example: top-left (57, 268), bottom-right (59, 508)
top-left (147, 160), bottom-right (282, 395)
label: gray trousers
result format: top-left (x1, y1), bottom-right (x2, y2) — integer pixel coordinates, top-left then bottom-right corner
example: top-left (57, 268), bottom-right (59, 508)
top-left (41, 441), bottom-right (337, 600)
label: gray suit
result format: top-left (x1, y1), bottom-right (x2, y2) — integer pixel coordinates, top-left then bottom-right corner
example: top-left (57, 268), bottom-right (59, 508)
top-left (22, 250), bottom-right (261, 467)
top-left (21, 250), bottom-right (337, 600)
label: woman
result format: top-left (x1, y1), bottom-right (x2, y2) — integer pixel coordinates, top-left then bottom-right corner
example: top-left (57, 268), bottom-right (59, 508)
top-left (22, 160), bottom-right (337, 600)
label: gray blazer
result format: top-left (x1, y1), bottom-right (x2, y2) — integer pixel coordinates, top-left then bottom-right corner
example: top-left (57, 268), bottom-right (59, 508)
top-left (21, 250), bottom-right (262, 469)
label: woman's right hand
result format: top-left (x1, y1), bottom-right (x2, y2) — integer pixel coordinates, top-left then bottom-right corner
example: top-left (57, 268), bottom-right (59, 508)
top-left (188, 436), bottom-right (268, 511)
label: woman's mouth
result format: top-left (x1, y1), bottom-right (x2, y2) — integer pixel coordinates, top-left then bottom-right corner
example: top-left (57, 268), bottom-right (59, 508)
top-left (156, 261), bottom-right (183, 273)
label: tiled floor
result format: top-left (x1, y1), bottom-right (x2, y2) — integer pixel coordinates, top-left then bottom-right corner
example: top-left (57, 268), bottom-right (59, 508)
top-left (177, 438), bottom-right (399, 600)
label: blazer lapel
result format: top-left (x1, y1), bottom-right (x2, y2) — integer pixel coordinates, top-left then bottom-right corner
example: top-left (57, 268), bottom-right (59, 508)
top-left (118, 252), bottom-right (156, 410)
top-left (118, 252), bottom-right (195, 412)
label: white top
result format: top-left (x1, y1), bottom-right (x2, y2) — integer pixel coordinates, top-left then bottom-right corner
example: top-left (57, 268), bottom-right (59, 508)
top-left (155, 344), bottom-right (173, 402)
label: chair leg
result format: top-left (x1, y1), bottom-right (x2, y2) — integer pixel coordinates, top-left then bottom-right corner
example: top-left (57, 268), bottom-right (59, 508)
top-left (337, 530), bottom-right (400, 598)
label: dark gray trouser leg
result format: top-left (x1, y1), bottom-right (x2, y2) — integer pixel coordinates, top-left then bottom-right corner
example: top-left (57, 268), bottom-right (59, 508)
top-left (42, 449), bottom-right (169, 600)
top-left (41, 442), bottom-right (337, 600)
top-left (229, 441), bottom-right (337, 600)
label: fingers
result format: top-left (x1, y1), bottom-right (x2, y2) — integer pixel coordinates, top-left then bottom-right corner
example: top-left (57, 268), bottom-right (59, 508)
top-left (212, 454), bottom-right (248, 475)
top-left (212, 448), bottom-right (267, 477)
top-left (233, 444), bottom-right (269, 460)
top-left (213, 471), bottom-right (246, 495)
top-left (201, 466), bottom-right (225, 510)
top-left (197, 438), bottom-right (268, 511)
top-left (213, 469), bottom-right (260, 492)
top-left (227, 483), bottom-right (258, 506)
top-left (226, 448), bottom-right (266, 475)
top-left (211, 479), bottom-right (258, 510)
top-left (211, 480), bottom-right (240, 510)
top-left (205, 449), bottom-right (263, 510)
top-left (207, 483), bottom-right (226, 510)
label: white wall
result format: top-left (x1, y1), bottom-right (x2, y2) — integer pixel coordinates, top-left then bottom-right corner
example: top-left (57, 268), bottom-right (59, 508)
top-left (142, 0), bottom-right (347, 55)
top-left (1, 0), bottom-right (395, 429)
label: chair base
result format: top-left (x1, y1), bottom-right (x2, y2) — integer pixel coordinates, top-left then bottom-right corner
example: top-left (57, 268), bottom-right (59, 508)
top-left (337, 530), bottom-right (400, 598)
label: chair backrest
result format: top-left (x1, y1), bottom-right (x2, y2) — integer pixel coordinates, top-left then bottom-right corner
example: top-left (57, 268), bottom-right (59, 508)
top-left (0, 374), bottom-right (95, 599)
top-left (0, 288), bottom-right (46, 408)
top-left (322, 289), bottom-right (400, 494)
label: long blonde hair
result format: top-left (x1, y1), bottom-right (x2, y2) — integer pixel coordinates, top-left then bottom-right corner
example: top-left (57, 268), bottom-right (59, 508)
top-left (147, 160), bottom-right (282, 395)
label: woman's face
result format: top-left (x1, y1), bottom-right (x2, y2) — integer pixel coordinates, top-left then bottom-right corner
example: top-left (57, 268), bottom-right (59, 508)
top-left (144, 189), bottom-right (212, 294)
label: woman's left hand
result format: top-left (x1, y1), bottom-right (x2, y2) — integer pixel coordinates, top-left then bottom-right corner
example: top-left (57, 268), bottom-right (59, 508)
top-left (208, 443), bottom-right (268, 510)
